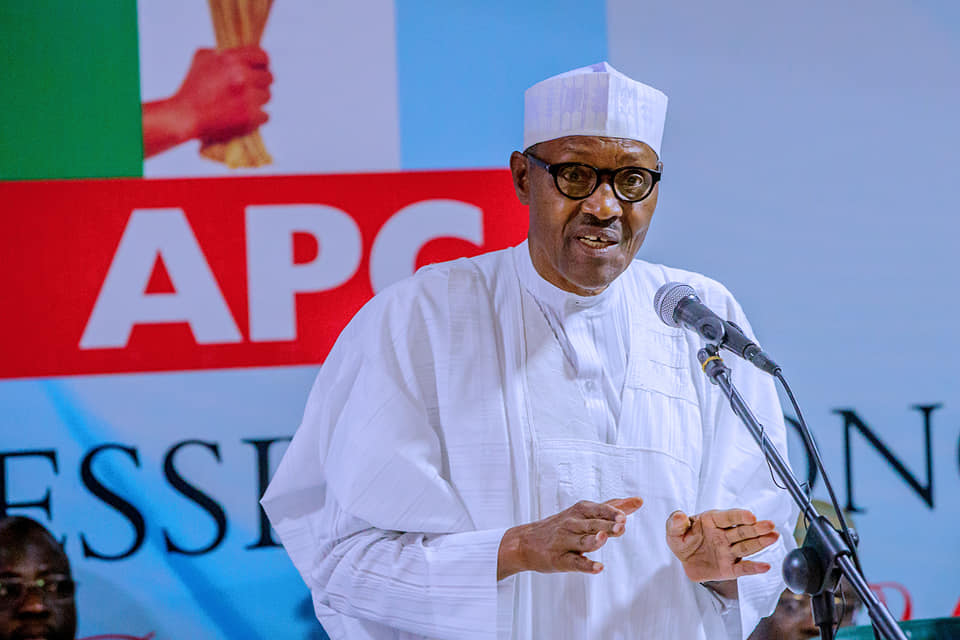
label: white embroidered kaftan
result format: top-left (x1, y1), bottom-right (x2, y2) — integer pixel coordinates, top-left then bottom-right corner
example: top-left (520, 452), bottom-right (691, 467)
top-left (261, 243), bottom-right (797, 639)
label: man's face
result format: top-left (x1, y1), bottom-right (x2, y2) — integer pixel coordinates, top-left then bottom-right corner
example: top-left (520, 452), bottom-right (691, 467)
top-left (0, 533), bottom-right (76, 640)
top-left (752, 590), bottom-right (821, 640)
top-left (749, 586), bottom-right (861, 640)
top-left (510, 135), bottom-right (660, 295)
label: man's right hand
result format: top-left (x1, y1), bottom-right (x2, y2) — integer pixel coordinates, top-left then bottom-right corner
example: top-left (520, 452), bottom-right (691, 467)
top-left (497, 497), bottom-right (643, 580)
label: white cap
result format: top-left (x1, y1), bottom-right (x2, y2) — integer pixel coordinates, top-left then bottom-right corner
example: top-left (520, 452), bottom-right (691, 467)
top-left (523, 62), bottom-right (668, 157)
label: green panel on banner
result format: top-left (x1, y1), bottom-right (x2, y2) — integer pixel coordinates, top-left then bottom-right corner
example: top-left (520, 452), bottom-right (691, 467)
top-left (836, 618), bottom-right (960, 639)
top-left (0, 0), bottom-right (143, 180)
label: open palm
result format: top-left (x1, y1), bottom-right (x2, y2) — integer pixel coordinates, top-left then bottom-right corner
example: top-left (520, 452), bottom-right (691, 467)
top-left (665, 508), bottom-right (779, 582)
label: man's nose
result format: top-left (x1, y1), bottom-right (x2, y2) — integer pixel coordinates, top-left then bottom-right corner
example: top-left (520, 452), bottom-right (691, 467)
top-left (16, 589), bottom-right (49, 614)
top-left (581, 180), bottom-right (621, 220)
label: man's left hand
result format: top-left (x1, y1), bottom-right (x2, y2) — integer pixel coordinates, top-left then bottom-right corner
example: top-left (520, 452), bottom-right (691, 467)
top-left (665, 508), bottom-right (779, 583)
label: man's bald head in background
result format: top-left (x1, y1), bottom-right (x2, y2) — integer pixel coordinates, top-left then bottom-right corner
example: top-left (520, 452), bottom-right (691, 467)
top-left (0, 517), bottom-right (76, 640)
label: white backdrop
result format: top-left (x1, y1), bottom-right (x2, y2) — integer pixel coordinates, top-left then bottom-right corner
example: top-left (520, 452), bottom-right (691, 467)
top-left (609, 0), bottom-right (960, 619)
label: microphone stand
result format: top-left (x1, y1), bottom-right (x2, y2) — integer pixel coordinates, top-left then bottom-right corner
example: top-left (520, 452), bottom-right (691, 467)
top-left (696, 344), bottom-right (907, 640)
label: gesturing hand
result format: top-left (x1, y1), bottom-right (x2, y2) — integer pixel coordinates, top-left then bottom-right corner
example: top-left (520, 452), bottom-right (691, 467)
top-left (497, 497), bottom-right (643, 581)
top-left (665, 508), bottom-right (779, 583)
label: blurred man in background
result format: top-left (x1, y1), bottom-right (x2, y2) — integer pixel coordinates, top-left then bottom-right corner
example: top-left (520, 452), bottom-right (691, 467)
top-left (749, 500), bottom-right (862, 639)
top-left (0, 516), bottom-right (76, 640)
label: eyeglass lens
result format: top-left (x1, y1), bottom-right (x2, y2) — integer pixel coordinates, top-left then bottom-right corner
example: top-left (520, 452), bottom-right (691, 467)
top-left (778, 592), bottom-right (858, 618)
top-left (554, 164), bottom-right (654, 201)
top-left (0, 576), bottom-right (75, 603)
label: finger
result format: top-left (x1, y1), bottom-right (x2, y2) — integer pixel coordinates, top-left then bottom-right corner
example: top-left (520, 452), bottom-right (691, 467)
top-left (574, 500), bottom-right (627, 523)
top-left (604, 496), bottom-right (643, 515)
top-left (712, 508), bottom-right (757, 529)
top-left (724, 520), bottom-right (776, 544)
top-left (250, 109), bottom-right (269, 128)
top-left (232, 45), bottom-right (270, 67)
top-left (192, 48), bottom-right (215, 64)
top-left (730, 532), bottom-right (779, 558)
top-left (249, 88), bottom-right (271, 107)
top-left (665, 510), bottom-right (692, 537)
top-left (248, 69), bottom-right (274, 88)
top-left (570, 518), bottom-right (625, 537)
top-left (561, 552), bottom-right (603, 574)
top-left (666, 513), bottom-right (702, 556)
top-left (567, 530), bottom-right (608, 553)
top-left (732, 560), bottom-right (771, 577)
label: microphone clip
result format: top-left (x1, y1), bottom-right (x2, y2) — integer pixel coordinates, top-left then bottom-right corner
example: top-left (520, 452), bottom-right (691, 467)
top-left (697, 344), bottom-right (730, 385)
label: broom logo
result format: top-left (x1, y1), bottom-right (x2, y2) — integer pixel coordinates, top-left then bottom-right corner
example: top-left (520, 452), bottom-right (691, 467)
top-left (201, 0), bottom-right (274, 168)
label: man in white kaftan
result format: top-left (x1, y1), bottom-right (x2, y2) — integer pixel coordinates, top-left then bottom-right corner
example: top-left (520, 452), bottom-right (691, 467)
top-left (262, 63), bottom-right (798, 640)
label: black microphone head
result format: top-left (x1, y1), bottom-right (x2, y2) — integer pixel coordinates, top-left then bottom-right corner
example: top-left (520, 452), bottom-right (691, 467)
top-left (654, 282), bottom-right (697, 328)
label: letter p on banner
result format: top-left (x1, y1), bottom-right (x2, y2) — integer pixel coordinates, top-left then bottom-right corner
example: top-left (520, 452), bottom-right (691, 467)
top-left (246, 205), bottom-right (362, 342)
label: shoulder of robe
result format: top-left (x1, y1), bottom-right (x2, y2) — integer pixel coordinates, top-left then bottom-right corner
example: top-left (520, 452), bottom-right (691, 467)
top-left (628, 258), bottom-right (747, 325)
top-left (338, 248), bottom-right (514, 347)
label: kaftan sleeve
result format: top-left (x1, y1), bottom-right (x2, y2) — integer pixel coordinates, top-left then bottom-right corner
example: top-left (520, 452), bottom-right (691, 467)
top-left (692, 282), bottom-right (800, 640)
top-left (262, 275), bottom-right (515, 640)
top-left (307, 515), bottom-right (511, 639)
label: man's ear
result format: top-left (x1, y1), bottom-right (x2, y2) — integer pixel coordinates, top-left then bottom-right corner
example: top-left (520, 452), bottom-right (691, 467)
top-left (509, 151), bottom-right (530, 205)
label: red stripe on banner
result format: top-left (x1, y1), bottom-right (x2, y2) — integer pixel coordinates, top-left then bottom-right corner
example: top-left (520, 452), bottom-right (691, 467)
top-left (0, 170), bottom-right (528, 379)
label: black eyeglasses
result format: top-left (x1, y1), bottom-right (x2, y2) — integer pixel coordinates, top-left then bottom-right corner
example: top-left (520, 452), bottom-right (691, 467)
top-left (777, 591), bottom-right (860, 618)
top-left (0, 576), bottom-right (75, 606)
top-left (525, 152), bottom-right (662, 203)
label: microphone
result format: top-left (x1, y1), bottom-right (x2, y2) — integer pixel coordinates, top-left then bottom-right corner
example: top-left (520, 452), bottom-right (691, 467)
top-left (653, 282), bottom-right (780, 375)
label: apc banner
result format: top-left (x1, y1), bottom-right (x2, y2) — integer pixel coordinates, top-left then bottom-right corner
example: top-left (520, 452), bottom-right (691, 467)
top-left (1, 170), bottom-right (527, 379)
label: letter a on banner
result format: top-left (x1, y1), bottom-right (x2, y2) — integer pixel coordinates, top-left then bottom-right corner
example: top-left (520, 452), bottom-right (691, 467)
top-left (80, 209), bottom-right (242, 348)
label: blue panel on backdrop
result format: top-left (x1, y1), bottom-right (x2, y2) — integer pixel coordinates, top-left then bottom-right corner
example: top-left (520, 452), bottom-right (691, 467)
top-left (396, 1), bottom-right (608, 169)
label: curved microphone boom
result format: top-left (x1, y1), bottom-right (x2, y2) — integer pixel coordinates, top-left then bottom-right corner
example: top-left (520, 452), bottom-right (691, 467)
top-left (653, 282), bottom-right (781, 375)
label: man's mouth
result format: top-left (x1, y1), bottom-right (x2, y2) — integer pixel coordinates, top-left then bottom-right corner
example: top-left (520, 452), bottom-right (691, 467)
top-left (14, 626), bottom-right (53, 640)
top-left (577, 234), bottom-right (618, 249)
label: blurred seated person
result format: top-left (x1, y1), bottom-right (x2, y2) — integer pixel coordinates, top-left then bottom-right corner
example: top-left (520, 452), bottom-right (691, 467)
top-left (749, 500), bottom-right (862, 639)
top-left (0, 516), bottom-right (76, 640)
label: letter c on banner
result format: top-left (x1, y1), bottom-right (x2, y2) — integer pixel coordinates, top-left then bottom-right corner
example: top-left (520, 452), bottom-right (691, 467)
top-left (246, 205), bottom-right (362, 341)
top-left (369, 199), bottom-right (483, 293)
